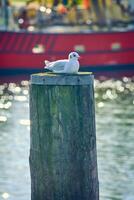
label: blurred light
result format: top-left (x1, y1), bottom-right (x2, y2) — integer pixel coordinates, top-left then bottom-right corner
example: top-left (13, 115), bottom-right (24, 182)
top-left (117, 86), bottom-right (124, 92)
top-left (123, 77), bottom-right (129, 82)
top-left (0, 116), bottom-right (7, 122)
top-left (21, 80), bottom-right (29, 86)
top-left (86, 19), bottom-right (92, 25)
top-left (15, 86), bottom-right (21, 94)
top-left (32, 44), bottom-right (45, 54)
top-left (8, 83), bottom-right (16, 93)
top-left (126, 84), bottom-right (130, 89)
top-left (23, 90), bottom-right (28, 95)
top-left (28, 26), bottom-right (35, 32)
top-left (106, 89), bottom-right (113, 99)
top-left (9, 95), bottom-right (13, 100)
top-left (40, 6), bottom-right (46, 12)
top-left (0, 102), bottom-right (12, 109)
top-left (97, 102), bottom-right (104, 108)
top-left (111, 42), bottom-right (121, 50)
top-left (19, 119), bottom-right (30, 126)
top-left (46, 8), bottom-right (51, 14)
top-left (14, 96), bottom-right (27, 102)
top-left (74, 45), bottom-right (85, 53)
top-left (18, 18), bottom-right (24, 24)
top-left (0, 103), bottom-right (4, 109)
top-left (95, 93), bottom-right (99, 98)
top-left (4, 102), bottom-right (12, 109)
top-left (2, 192), bottom-right (9, 199)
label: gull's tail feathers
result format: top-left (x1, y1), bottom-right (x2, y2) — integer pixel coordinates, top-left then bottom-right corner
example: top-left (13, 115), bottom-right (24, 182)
top-left (44, 60), bottom-right (54, 72)
top-left (44, 60), bottom-right (52, 72)
top-left (44, 60), bottom-right (50, 67)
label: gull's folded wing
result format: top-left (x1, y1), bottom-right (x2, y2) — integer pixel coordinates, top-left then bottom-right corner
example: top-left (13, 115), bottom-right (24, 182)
top-left (45, 59), bottom-right (68, 71)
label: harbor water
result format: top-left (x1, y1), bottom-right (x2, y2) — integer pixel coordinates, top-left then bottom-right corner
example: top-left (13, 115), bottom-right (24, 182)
top-left (0, 78), bottom-right (134, 200)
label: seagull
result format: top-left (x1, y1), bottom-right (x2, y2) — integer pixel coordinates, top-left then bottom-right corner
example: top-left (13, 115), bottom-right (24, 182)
top-left (44, 52), bottom-right (80, 74)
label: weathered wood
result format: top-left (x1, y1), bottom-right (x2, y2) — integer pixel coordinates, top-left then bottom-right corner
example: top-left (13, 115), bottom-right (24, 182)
top-left (30, 72), bottom-right (93, 85)
top-left (29, 72), bottom-right (99, 200)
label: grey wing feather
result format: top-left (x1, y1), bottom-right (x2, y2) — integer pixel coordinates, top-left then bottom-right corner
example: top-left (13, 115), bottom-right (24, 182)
top-left (45, 59), bottom-right (68, 71)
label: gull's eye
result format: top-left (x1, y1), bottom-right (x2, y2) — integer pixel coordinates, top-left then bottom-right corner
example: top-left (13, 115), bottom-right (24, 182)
top-left (73, 54), bottom-right (76, 57)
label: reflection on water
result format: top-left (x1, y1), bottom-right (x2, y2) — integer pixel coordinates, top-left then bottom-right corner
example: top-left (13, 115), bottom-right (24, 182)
top-left (95, 78), bottom-right (134, 200)
top-left (0, 78), bottom-right (134, 200)
top-left (0, 81), bottom-right (30, 200)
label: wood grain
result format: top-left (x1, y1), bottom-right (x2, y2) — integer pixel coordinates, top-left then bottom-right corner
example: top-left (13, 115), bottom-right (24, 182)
top-left (29, 73), bottom-right (99, 200)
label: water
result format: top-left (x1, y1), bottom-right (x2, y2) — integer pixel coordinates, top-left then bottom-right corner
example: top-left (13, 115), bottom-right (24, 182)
top-left (0, 78), bottom-right (134, 200)
top-left (95, 78), bottom-right (134, 200)
top-left (0, 81), bottom-right (30, 200)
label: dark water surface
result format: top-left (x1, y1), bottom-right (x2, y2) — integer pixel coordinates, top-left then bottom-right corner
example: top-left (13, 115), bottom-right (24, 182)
top-left (0, 78), bottom-right (134, 200)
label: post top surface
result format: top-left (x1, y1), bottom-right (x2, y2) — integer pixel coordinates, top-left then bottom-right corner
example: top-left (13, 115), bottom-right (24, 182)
top-left (31, 72), bottom-right (93, 85)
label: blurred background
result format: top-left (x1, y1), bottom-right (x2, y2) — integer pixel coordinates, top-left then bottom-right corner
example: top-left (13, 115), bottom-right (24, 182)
top-left (0, 0), bottom-right (134, 200)
top-left (1, 0), bottom-right (134, 31)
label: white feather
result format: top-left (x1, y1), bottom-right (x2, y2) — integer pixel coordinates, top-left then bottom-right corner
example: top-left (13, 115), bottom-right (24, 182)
top-left (44, 52), bottom-right (80, 74)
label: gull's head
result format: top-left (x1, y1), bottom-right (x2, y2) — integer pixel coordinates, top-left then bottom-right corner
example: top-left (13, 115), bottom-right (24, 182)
top-left (68, 52), bottom-right (80, 60)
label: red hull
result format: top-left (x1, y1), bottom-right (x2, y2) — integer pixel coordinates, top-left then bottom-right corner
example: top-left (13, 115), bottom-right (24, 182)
top-left (0, 30), bottom-right (134, 78)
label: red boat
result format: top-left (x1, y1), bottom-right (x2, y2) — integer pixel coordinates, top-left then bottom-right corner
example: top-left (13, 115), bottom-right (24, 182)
top-left (0, 29), bottom-right (134, 79)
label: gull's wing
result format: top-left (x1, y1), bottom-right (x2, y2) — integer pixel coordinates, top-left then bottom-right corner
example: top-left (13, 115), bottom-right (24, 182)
top-left (45, 59), bottom-right (68, 71)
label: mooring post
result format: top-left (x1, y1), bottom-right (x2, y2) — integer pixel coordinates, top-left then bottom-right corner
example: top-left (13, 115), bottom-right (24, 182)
top-left (29, 72), bottom-right (99, 200)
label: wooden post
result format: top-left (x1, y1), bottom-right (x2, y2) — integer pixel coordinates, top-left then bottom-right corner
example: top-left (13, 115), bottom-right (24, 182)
top-left (29, 72), bottom-right (99, 200)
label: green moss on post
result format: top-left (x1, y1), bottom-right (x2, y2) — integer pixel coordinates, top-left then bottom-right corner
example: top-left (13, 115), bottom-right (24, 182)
top-left (29, 72), bottom-right (99, 200)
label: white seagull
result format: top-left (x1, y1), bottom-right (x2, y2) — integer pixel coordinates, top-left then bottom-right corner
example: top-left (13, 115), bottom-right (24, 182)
top-left (44, 52), bottom-right (80, 74)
